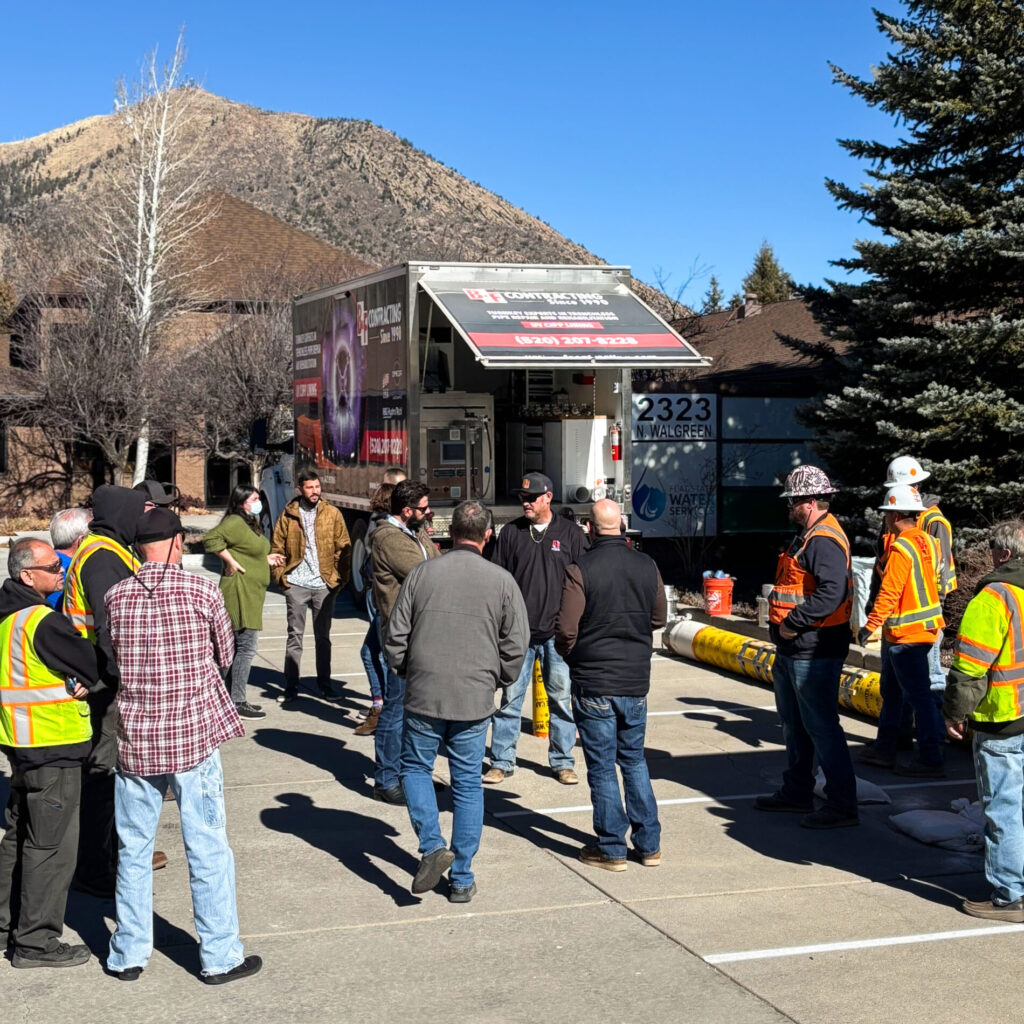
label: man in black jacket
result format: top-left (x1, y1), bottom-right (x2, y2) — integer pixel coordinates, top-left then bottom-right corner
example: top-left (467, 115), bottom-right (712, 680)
top-left (555, 499), bottom-right (666, 871)
top-left (0, 539), bottom-right (99, 967)
top-left (485, 472), bottom-right (586, 786)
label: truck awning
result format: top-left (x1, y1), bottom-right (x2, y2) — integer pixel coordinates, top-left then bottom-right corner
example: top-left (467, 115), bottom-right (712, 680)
top-left (417, 276), bottom-right (708, 369)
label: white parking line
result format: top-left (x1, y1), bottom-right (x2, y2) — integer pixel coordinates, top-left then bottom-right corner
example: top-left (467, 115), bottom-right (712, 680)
top-left (492, 778), bottom-right (976, 819)
top-left (704, 923), bottom-right (1024, 964)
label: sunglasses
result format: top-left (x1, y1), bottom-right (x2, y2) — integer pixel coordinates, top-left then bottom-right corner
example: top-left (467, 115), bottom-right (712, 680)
top-left (26, 560), bottom-right (63, 575)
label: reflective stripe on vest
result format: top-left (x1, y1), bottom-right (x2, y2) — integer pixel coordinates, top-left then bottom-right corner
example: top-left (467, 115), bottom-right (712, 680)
top-left (884, 531), bottom-right (944, 636)
top-left (962, 583), bottom-right (1024, 723)
top-left (768, 513), bottom-right (853, 628)
top-left (64, 534), bottom-right (139, 642)
top-left (0, 605), bottom-right (93, 747)
top-left (919, 506), bottom-right (957, 597)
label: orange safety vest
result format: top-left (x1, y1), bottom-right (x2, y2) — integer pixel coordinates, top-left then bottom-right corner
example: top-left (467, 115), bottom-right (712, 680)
top-left (881, 528), bottom-right (944, 641)
top-left (64, 534), bottom-right (139, 643)
top-left (769, 512), bottom-right (853, 629)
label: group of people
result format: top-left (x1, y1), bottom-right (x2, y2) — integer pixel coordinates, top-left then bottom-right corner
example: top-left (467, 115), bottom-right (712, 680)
top-left (0, 484), bottom-right (260, 983)
top-left (6, 450), bottom-right (1022, 973)
top-left (764, 456), bottom-right (1024, 926)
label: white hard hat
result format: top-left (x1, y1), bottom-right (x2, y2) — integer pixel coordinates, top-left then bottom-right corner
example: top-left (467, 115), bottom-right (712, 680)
top-left (885, 455), bottom-right (931, 486)
top-left (878, 483), bottom-right (925, 512)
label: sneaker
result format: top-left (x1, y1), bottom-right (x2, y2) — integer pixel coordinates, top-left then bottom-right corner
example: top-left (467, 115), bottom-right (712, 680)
top-left (235, 701), bottom-right (266, 721)
top-left (579, 845), bottom-right (627, 872)
top-left (12, 942), bottom-right (91, 969)
top-left (449, 881), bottom-right (477, 904)
top-left (353, 707), bottom-right (381, 736)
top-left (753, 792), bottom-right (814, 813)
top-left (963, 897), bottom-right (1024, 923)
top-left (632, 848), bottom-right (661, 867)
top-left (482, 767), bottom-right (511, 784)
top-left (202, 954), bottom-right (263, 985)
top-left (106, 965), bottom-right (143, 981)
top-left (801, 807), bottom-right (859, 829)
top-left (277, 689), bottom-right (298, 704)
top-left (372, 784), bottom-right (406, 805)
top-left (856, 745), bottom-right (897, 769)
top-left (894, 759), bottom-right (946, 779)
top-left (412, 848), bottom-right (455, 894)
top-left (554, 768), bottom-right (579, 785)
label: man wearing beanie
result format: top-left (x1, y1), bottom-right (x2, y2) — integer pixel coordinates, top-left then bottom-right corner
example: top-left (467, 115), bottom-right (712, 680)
top-left (103, 508), bottom-right (260, 984)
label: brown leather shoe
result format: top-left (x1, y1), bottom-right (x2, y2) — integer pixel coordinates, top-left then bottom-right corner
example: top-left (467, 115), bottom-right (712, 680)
top-left (353, 707), bottom-right (381, 736)
top-left (554, 768), bottom-right (579, 786)
top-left (152, 851), bottom-right (168, 871)
top-left (481, 767), bottom-right (509, 784)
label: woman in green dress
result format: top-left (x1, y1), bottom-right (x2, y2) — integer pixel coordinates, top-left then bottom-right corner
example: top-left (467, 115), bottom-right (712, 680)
top-left (204, 486), bottom-right (284, 720)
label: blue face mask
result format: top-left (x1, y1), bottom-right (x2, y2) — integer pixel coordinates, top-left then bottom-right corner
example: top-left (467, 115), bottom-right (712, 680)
top-left (248, 500), bottom-right (263, 517)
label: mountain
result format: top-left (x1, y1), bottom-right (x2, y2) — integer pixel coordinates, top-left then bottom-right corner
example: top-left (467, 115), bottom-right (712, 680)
top-left (0, 90), bottom-right (599, 271)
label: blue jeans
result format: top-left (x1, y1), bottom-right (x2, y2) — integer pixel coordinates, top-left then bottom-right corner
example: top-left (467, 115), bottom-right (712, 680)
top-left (359, 607), bottom-right (385, 703)
top-left (489, 638), bottom-right (574, 772)
top-left (107, 749), bottom-right (244, 976)
top-left (400, 712), bottom-right (489, 888)
top-left (772, 654), bottom-right (857, 814)
top-left (973, 731), bottom-right (1024, 905)
top-left (573, 692), bottom-right (660, 859)
top-left (876, 641), bottom-right (944, 765)
top-left (374, 668), bottom-right (406, 789)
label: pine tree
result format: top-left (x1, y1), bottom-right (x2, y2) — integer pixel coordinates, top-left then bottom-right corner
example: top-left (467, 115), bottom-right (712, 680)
top-left (805, 0), bottom-right (1024, 536)
top-left (741, 240), bottom-right (792, 304)
top-left (701, 275), bottom-right (724, 313)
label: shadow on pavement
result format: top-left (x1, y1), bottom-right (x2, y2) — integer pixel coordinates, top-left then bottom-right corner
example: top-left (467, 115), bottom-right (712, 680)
top-left (482, 785), bottom-right (593, 858)
top-left (261, 793), bottom-right (420, 907)
top-left (253, 727), bottom-right (373, 797)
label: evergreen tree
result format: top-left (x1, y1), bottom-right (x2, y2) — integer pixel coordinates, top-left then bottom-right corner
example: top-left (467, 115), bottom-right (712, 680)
top-left (741, 240), bottom-right (792, 304)
top-left (701, 274), bottom-right (724, 313)
top-left (728, 291), bottom-right (743, 310)
top-left (804, 1), bottom-right (1024, 535)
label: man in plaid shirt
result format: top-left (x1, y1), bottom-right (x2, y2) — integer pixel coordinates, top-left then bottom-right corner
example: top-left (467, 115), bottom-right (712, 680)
top-left (103, 509), bottom-right (261, 984)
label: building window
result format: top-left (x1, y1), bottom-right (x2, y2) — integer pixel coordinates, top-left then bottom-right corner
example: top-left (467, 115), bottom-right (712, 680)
top-left (0, 421), bottom-right (7, 474)
top-left (9, 333), bottom-right (38, 370)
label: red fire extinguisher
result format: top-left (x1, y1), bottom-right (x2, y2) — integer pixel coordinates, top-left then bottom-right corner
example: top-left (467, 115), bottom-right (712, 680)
top-left (610, 422), bottom-right (622, 462)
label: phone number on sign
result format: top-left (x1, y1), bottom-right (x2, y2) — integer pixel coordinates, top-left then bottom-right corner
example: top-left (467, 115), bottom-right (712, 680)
top-left (513, 335), bottom-right (639, 346)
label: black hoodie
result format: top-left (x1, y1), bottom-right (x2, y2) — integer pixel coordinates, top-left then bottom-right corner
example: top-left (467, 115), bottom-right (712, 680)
top-left (0, 577), bottom-right (100, 767)
top-left (77, 485), bottom-right (147, 688)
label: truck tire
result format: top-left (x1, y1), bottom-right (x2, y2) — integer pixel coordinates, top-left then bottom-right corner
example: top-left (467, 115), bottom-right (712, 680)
top-left (348, 516), bottom-right (370, 613)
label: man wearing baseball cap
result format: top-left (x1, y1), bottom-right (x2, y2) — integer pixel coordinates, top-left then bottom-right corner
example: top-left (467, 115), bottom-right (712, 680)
top-left (484, 472), bottom-right (587, 786)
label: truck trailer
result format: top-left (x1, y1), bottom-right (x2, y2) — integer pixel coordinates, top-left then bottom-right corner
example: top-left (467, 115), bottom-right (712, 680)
top-left (290, 261), bottom-right (708, 600)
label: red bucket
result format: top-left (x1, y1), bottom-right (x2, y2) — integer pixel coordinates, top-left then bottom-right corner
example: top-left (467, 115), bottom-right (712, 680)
top-left (703, 576), bottom-right (734, 616)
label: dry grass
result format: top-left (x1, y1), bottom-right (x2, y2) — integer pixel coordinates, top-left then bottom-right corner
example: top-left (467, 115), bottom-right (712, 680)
top-left (672, 587), bottom-right (757, 620)
top-left (0, 515), bottom-right (51, 535)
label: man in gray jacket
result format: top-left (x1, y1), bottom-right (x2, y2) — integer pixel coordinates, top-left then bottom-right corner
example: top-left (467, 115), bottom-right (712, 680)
top-left (385, 501), bottom-right (528, 903)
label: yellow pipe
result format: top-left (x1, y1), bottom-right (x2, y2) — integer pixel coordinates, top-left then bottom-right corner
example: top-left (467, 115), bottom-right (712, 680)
top-left (663, 620), bottom-right (883, 719)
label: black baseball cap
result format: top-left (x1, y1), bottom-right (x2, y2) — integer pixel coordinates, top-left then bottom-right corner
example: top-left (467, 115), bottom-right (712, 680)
top-left (518, 472), bottom-right (554, 499)
top-left (133, 480), bottom-right (180, 507)
top-left (135, 508), bottom-right (184, 544)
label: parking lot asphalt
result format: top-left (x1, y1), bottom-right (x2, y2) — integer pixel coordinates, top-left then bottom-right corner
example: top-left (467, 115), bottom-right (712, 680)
top-left (0, 555), bottom-right (1007, 1024)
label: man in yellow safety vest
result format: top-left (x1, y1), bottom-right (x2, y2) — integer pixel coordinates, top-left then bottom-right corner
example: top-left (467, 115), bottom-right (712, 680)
top-left (943, 520), bottom-right (1024, 923)
top-left (0, 539), bottom-right (99, 968)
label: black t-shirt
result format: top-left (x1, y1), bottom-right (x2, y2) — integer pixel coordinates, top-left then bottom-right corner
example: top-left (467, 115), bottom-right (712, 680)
top-left (492, 514), bottom-right (587, 644)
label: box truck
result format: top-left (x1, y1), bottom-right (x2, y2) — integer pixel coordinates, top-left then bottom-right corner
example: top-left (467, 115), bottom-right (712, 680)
top-left (290, 262), bottom-right (708, 601)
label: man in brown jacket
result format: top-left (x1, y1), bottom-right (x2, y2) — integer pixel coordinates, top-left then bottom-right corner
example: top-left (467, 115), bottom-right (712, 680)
top-left (270, 470), bottom-right (351, 703)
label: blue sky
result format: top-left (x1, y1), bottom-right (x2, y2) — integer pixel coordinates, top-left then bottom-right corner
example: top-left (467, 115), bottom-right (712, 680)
top-left (2, 0), bottom-right (904, 303)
